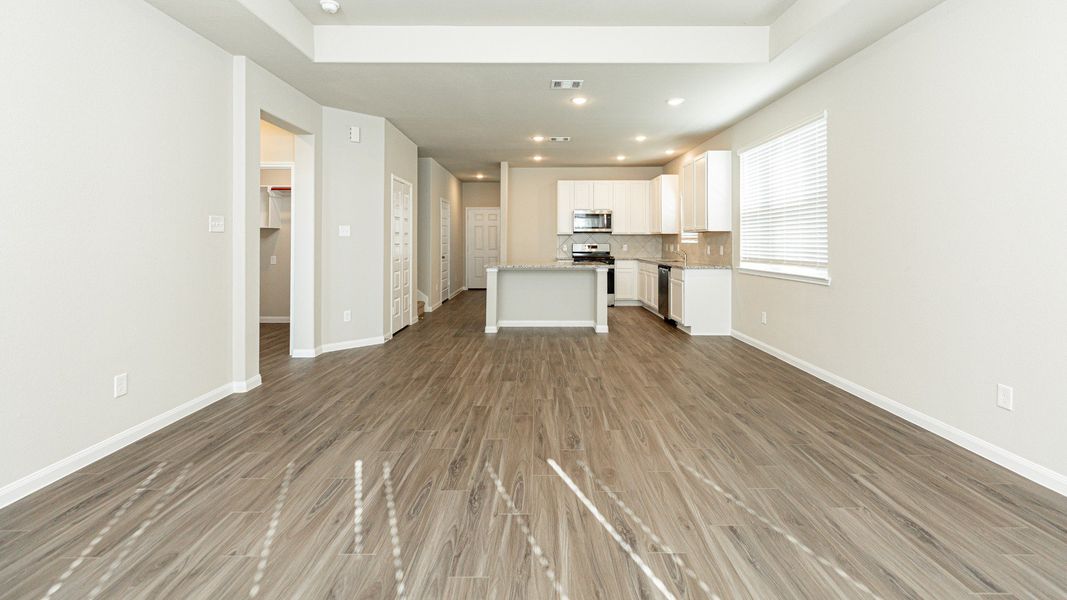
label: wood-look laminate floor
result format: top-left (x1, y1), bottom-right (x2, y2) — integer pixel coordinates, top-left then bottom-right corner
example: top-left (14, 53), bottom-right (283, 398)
top-left (2, 291), bottom-right (1065, 599)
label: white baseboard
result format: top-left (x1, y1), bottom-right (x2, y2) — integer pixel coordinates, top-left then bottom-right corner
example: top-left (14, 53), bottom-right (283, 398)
top-left (731, 329), bottom-right (1067, 497)
top-left (321, 336), bottom-right (386, 353)
top-left (485, 326), bottom-right (498, 333)
top-left (417, 290), bottom-right (429, 305)
top-left (259, 316), bottom-right (290, 324)
top-left (0, 381), bottom-right (237, 510)
top-left (449, 287), bottom-right (467, 300)
top-left (232, 374), bottom-right (262, 393)
top-left (595, 325), bottom-right (609, 333)
top-left (497, 320), bottom-right (596, 328)
top-left (612, 300), bottom-right (642, 307)
top-left (291, 348), bottom-right (319, 358)
top-left (424, 301), bottom-right (442, 313)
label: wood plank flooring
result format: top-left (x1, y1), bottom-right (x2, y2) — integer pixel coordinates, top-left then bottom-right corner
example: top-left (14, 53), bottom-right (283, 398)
top-left (1, 290), bottom-right (1065, 599)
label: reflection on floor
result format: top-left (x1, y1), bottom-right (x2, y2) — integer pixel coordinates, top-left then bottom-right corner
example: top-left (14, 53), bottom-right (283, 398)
top-left (1, 291), bottom-right (1065, 599)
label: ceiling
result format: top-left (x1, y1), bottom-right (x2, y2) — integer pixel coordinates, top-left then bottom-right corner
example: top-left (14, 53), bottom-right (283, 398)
top-left (145, 0), bottom-right (946, 181)
top-left (290, 0), bottom-right (797, 26)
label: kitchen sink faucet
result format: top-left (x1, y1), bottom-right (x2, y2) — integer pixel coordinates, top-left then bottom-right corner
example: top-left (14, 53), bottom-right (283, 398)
top-left (667, 248), bottom-right (688, 267)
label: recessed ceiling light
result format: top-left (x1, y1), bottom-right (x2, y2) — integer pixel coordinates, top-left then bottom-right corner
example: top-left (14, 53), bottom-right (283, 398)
top-left (666, 97), bottom-right (686, 107)
top-left (531, 135), bottom-right (545, 142)
top-left (635, 135), bottom-right (647, 142)
top-left (665, 149), bottom-right (676, 155)
top-left (319, 0), bottom-right (340, 14)
top-left (616, 155), bottom-right (626, 161)
top-left (476, 173), bottom-right (485, 179)
top-left (571, 97), bottom-right (588, 106)
top-left (533, 155), bottom-right (544, 162)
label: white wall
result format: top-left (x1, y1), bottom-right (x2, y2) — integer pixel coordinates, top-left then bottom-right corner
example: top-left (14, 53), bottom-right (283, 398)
top-left (0, 0), bottom-right (233, 491)
top-left (321, 107), bottom-right (386, 345)
top-left (672, 0), bottom-right (1067, 486)
top-left (417, 158), bottom-right (462, 304)
top-left (507, 166), bottom-right (663, 263)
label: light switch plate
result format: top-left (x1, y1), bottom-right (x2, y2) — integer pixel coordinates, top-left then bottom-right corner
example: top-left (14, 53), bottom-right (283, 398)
top-left (349, 126), bottom-right (361, 143)
top-left (339, 225), bottom-right (351, 237)
top-left (270, 255), bottom-right (278, 265)
top-left (997, 384), bottom-right (1014, 411)
top-left (114, 373), bottom-right (128, 398)
top-left (343, 310), bottom-right (352, 322)
top-left (207, 215), bottom-right (225, 233)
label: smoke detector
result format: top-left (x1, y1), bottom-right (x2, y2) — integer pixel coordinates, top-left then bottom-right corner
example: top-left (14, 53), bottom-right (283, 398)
top-left (320, 0), bottom-right (340, 14)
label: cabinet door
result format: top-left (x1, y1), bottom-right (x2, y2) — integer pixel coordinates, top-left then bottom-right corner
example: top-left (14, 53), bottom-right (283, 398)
top-left (593, 182), bottom-right (613, 209)
top-left (681, 162), bottom-right (695, 231)
top-left (573, 181), bottom-right (593, 209)
top-left (706, 151), bottom-right (733, 232)
top-left (557, 181), bottom-right (574, 235)
top-left (661, 174), bottom-right (680, 234)
top-left (627, 181), bottom-right (650, 234)
top-left (669, 276), bottom-right (685, 324)
top-left (694, 154), bottom-right (708, 231)
top-left (611, 182), bottom-right (629, 233)
top-left (649, 178), bottom-right (661, 234)
top-left (615, 263), bottom-right (637, 300)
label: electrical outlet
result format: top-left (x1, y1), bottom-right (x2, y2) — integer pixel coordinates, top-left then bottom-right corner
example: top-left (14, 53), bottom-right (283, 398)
top-left (705, 245), bottom-right (711, 255)
top-left (996, 384), bottom-right (1013, 411)
top-left (343, 310), bottom-right (352, 322)
top-left (207, 215), bottom-right (225, 233)
top-left (719, 245), bottom-right (724, 256)
top-left (622, 244), bottom-right (628, 251)
top-left (114, 373), bottom-right (128, 398)
top-left (338, 225), bottom-right (351, 237)
top-left (270, 255), bottom-right (277, 265)
top-left (761, 311), bottom-right (768, 325)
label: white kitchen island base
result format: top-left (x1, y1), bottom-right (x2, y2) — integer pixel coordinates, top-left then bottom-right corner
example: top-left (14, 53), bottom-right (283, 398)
top-left (485, 264), bottom-right (609, 333)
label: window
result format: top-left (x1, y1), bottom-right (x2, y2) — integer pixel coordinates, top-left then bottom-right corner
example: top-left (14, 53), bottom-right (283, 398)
top-left (739, 113), bottom-right (829, 283)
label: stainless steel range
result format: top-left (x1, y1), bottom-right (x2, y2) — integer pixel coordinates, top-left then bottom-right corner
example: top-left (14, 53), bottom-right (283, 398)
top-left (570, 243), bottom-right (615, 306)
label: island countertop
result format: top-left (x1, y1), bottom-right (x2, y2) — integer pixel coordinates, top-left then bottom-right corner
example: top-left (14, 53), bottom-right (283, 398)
top-left (489, 261), bottom-right (607, 271)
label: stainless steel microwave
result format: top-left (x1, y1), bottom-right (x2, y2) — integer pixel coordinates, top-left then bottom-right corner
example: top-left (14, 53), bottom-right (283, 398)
top-left (573, 210), bottom-right (613, 233)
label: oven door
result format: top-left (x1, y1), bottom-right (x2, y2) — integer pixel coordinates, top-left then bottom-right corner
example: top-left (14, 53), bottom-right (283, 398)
top-left (573, 211), bottom-right (612, 233)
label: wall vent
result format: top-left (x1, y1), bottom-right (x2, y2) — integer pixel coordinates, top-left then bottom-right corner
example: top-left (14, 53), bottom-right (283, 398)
top-left (549, 137), bottom-right (572, 142)
top-left (550, 80), bottom-right (583, 89)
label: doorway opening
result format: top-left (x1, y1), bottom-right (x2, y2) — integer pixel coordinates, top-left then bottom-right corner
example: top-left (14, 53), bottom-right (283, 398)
top-left (440, 197), bottom-right (451, 304)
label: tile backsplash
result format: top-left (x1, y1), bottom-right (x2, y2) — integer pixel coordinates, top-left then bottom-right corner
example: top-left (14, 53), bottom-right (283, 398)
top-left (556, 234), bottom-right (664, 259)
top-left (661, 231), bottom-right (733, 266)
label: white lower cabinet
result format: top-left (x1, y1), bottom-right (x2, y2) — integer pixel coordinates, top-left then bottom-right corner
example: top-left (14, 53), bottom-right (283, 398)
top-left (668, 267), bottom-right (731, 335)
top-left (638, 262), bottom-right (658, 308)
top-left (614, 260), bottom-right (638, 302)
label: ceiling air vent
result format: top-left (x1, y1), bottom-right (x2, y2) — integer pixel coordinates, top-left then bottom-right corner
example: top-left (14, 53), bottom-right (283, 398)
top-left (549, 137), bottom-right (571, 142)
top-left (550, 80), bottom-right (583, 90)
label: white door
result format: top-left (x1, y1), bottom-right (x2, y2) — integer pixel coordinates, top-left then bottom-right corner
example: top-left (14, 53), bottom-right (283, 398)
top-left (440, 197), bottom-right (450, 303)
top-left (466, 208), bottom-right (500, 289)
top-left (391, 177), bottom-right (413, 335)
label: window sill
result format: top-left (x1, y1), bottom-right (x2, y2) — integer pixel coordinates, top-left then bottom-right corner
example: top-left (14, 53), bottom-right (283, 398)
top-left (737, 265), bottom-right (831, 286)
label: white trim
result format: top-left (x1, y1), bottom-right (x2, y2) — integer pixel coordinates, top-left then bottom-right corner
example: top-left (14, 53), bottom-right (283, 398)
top-left (0, 382), bottom-right (235, 510)
top-left (259, 316), bottom-right (291, 323)
top-left (417, 290), bottom-right (429, 305)
top-left (613, 300), bottom-right (642, 307)
top-left (424, 301), bottom-right (442, 313)
top-left (291, 348), bottom-right (320, 358)
top-left (321, 336), bottom-right (386, 353)
top-left (497, 320), bottom-right (596, 328)
top-left (233, 374), bottom-right (262, 393)
top-left (737, 266), bottom-right (831, 286)
top-left (449, 286), bottom-right (467, 300)
top-left (730, 330), bottom-right (1067, 498)
top-left (484, 326), bottom-right (499, 333)
top-left (595, 325), bottom-right (609, 333)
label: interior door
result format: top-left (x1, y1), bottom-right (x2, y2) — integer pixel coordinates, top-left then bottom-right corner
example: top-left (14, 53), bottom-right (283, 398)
top-left (391, 177), bottom-right (413, 335)
top-left (440, 197), bottom-right (450, 303)
top-left (466, 208), bottom-right (500, 289)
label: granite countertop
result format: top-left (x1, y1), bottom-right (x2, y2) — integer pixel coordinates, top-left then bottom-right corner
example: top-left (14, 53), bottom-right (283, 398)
top-left (491, 261), bottom-right (607, 271)
top-left (627, 257), bottom-right (732, 270)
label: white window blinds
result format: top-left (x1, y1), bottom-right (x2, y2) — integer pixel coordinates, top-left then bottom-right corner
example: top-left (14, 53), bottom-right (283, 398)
top-left (739, 113), bottom-right (829, 283)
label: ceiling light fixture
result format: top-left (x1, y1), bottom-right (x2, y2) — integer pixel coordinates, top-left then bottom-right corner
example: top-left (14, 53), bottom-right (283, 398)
top-left (319, 0), bottom-right (340, 14)
top-left (616, 155), bottom-right (626, 161)
top-left (533, 155), bottom-right (544, 162)
top-left (531, 135), bottom-right (545, 142)
top-left (635, 135), bottom-right (647, 142)
top-left (665, 149), bottom-right (675, 155)
top-left (476, 173), bottom-right (485, 179)
top-left (666, 97), bottom-right (686, 107)
top-left (570, 97), bottom-right (588, 106)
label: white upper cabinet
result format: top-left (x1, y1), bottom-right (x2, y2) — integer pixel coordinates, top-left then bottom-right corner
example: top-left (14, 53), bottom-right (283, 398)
top-left (627, 181), bottom-right (650, 234)
top-left (611, 181), bottom-right (629, 233)
top-left (557, 181), bottom-right (574, 234)
top-left (649, 174), bottom-right (679, 234)
top-left (681, 151), bottom-right (732, 232)
top-left (573, 181), bottom-right (593, 210)
top-left (593, 182), bottom-right (613, 209)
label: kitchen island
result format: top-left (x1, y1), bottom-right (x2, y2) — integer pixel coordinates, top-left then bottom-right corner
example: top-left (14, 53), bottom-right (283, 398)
top-left (485, 263), bottom-right (609, 333)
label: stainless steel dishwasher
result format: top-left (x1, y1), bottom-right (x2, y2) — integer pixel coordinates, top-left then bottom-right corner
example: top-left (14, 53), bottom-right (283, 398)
top-left (657, 265), bottom-right (671, 319)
